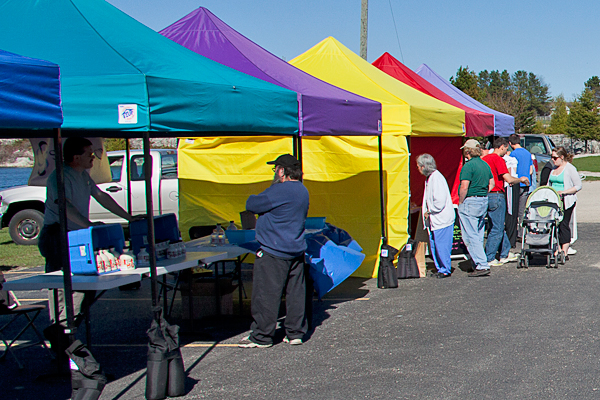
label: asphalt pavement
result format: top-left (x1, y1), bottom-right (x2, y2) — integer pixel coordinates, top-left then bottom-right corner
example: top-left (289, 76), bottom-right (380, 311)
top-left (2, 184), bottom-right (600, 399)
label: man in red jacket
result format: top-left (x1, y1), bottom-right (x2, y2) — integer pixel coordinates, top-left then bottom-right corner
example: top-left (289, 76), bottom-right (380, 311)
top-left (482, 138), bottom-right (529, 266)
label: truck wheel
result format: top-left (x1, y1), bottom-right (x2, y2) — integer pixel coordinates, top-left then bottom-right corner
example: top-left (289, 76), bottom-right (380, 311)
top-left (8, 209), bottom-right (44, 246)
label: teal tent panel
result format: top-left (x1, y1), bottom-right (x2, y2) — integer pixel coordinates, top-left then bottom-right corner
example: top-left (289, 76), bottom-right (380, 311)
top-left (146, 78), bottom-right (300, 134)
top-left (63, 75), bottom-right (150, 131)
top-left (0, 0), bottom-right (298, 134)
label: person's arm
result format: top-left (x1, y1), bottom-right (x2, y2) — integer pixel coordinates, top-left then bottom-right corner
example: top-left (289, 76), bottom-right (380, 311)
top-left (459, 180), bottom-right (470, 204)
top-left (246, 189), bottom-right (274, 215)
top-left (92, 191), bottom-right (135, 222)
top-left (428, 174), bottom-right (451, 214)
top-left (502, 173), bottom-right (529, 186)
top-left (559, 164), bottom-right (582, 195)
top-left (488, 178), bottom-right (495, 192)
top-left (540, 162), bottom-right (552, 186)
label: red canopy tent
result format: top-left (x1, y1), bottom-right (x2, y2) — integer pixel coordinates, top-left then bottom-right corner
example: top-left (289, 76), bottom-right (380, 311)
top-left (373, 53), bottom-right (494, 137)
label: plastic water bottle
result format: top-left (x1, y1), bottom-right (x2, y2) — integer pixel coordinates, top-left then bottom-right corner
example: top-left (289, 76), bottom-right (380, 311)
top-left (109, 247), bottom-right (121, 269)
top-left (95, 250), bottom-right (105, 273)
top-left (119, 251), bottom-right (135, 269)
top-left (210, 225), bottom-right (219, 245)
top-left (217, 223), bottom-right (226, 245)
top-left (179, 241), bottom-right (186, 256)
top-left (137, 248), bottom-right (150, 266)
top-left (227, 221), bottom-right (237, 230)
top-left (99, 250), bottom-right (111, 271)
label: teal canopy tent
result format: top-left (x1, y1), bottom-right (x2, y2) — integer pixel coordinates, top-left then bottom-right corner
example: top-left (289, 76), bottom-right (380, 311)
top-left (0, 1), bottom-right (301, 389)
top-left (0, 0), bottom-right (299, 135)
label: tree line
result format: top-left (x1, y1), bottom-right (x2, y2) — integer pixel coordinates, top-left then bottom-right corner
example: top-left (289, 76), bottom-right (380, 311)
top-left (449, 67), bottom-right (600, 142)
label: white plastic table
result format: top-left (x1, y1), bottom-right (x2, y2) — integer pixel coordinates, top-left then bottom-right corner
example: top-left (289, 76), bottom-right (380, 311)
top-left (3, 251), bottom-right (228, 345)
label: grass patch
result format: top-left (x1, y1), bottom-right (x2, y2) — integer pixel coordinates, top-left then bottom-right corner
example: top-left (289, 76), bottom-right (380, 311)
top-left (583, 176), bottom-right (600, 181)
top-left (0, 229), bottom-right (45, 271)
top-left (572, 156), bottom-right (600, 172)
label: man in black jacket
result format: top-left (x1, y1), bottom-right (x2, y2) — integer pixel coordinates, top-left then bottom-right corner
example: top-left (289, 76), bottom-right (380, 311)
top-left (239, 154), bottom-right (310, 348)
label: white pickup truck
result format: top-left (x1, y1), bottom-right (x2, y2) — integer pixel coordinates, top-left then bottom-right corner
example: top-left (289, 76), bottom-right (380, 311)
top-left (0, 149), bottom-right (178, 245)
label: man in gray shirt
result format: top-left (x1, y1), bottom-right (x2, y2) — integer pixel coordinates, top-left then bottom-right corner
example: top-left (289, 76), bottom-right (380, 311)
top-left (39, 137), bottom-right (137, 356)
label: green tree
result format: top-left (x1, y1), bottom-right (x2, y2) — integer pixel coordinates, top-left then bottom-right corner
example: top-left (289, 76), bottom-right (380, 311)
top-left (547, 95), bottom-right (569, 135)
top-left (453, 68), bottom-right (552, 133)
top-left (450, 66), bottom-right (481, 101)
top-left (584, 76), bottom-right (600, 104)
top-left (104, 138), bottom-right (127, 152)
top-left (566, 89), bottom-right (600, 141)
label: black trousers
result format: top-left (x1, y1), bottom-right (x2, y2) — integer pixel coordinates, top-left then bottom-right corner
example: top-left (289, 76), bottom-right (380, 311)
top-left (505, 185), bottom-right (520, 248)
top-left (559, 203), bottom-right (575, 245)
top-left (249, 251), bottom-right (307, 345)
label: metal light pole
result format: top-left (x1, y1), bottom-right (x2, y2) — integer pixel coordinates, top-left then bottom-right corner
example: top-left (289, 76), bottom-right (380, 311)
top-left (360, 0), bottom-right (368, 60)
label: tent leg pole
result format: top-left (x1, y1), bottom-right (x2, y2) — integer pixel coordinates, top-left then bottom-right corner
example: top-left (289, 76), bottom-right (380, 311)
top-left (297, 135), bottom-right (303, 170)
top-left (378, 135), bottom-right (386, 244)
top-left (125, 139), bottom-right (132, 215)
top-left (143, 133), bottom-right (158, 308)
top-left (54, 128), bottom-right (76, 338)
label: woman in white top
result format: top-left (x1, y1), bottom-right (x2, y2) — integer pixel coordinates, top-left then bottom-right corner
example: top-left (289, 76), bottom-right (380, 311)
top-left (548, 146), bottom-right (582, 258)
top-left (417, 154), bottom-right (455, 278)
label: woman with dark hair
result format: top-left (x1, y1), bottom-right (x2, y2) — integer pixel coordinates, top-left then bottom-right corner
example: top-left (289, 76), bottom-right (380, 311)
top-left (417, 153), bottom-right (455, 278)
top-left (548, 146), bottom-right (582, 259)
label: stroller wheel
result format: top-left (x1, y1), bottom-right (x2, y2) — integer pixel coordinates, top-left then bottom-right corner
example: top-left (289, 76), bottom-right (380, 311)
top-left (519, 253), bottom-right (529, 269)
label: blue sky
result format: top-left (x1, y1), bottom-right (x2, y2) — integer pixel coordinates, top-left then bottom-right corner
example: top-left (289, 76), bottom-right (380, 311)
top-left (107, 0), bottom-right (599, 101)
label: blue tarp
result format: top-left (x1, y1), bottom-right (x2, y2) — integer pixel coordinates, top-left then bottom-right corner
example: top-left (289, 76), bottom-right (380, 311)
top-left (239, 223), bottom-right (365, 298)
top-left (305, 224), bottom-right (365, 298)
top-left (416, 64), bottom-right (515, 137)
top-left (0, 49), bottom-right (62, 129)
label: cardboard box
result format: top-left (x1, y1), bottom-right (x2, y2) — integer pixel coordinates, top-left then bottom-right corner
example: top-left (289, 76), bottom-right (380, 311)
top-left (181, 293), bottom-right (233, 319)
top-left (179, 278), bottom-right (234, 296)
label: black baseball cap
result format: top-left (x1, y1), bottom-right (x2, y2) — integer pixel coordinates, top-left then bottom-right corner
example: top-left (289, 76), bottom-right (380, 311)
top-left (266, 154), bottom-right (300, 168)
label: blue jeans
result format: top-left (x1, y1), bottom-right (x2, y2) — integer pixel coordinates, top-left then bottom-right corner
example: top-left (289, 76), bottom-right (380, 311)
top-left (429, 224), bottom-right (453, 275)
top-left (458, 196), bottom-right (489, 270)
top-left (485, 192), bottom-right (511, 261)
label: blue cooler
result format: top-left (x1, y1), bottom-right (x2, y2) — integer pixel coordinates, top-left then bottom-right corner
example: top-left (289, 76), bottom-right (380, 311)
top-left (68, 224), bottom-right (125, 275)
top-left (129, 213), bottom-right (180, 256)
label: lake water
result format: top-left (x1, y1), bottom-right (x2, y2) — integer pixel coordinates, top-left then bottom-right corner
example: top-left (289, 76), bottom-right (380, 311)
top-left (0, 167), bottom-right (32, 190)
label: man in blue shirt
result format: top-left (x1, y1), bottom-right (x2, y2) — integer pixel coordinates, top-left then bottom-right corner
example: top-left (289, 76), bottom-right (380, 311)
top-left (239, 154), bottom-right (309, 348)
top-left (508, 134), bottom-right (533, 238)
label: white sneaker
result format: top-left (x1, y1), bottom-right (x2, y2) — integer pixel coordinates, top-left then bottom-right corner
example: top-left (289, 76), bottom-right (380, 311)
top-left (283, 336), bottom-right (303, 345)
top-left (238, 336), bottom-right (272, 348)
top-left (567, 248), bottom-right (577, 255)
top-left (489, 259), bottom-right (505, 267)
top-left (500, 252), bottom-right (519, 263)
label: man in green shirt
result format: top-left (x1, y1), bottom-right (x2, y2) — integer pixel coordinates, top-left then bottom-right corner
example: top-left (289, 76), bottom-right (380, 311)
top-left (458, 139), bottom-right (494, 277)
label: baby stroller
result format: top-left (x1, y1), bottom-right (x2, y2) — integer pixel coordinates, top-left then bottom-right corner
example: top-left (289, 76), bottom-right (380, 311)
top-left (518, 186), bottom-right (564, 268)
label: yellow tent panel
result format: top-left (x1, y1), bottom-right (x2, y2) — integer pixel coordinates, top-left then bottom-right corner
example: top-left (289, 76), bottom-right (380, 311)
top-left (178, 134), bottom-right (407, 278)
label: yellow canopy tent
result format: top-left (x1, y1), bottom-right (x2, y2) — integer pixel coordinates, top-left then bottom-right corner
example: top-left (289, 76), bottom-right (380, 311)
top-left (179, 37), bottom-right (466, 278)
top-left (287, 37), bottom-right (465, 276)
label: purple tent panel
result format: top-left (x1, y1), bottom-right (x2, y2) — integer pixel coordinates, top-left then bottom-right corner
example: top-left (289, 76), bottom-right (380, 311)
top-left (160, 7), bottom-right (381, 137)
top-left (416, 64), bottom-right (514, 137)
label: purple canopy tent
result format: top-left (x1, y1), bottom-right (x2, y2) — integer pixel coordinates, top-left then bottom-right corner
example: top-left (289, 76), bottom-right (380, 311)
top-left (416, 64), bottom-right (515, 137)
top-left (159, 7), bottom-right (381, 137)
top-left (160, 8), bottom-right (389, 276)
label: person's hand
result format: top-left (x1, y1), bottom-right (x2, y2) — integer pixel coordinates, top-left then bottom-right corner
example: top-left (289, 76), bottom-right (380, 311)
top-left (423, 211), bottom-right (430, 220)
top-left (130, 214), bottom-right (146, 222)
top-left (521, 177), bottom-right (530, 186)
